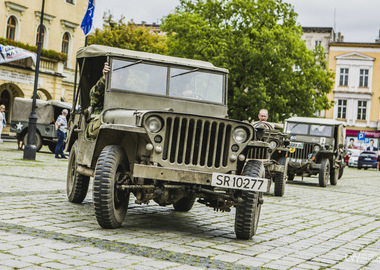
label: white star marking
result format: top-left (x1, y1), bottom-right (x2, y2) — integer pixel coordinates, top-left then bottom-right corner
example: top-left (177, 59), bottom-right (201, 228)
top-left (16, 122), bottom-right (23, 130)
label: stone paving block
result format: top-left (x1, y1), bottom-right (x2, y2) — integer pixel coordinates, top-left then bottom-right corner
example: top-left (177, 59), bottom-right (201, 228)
top-left (0, 259), bottom-right (31, 268)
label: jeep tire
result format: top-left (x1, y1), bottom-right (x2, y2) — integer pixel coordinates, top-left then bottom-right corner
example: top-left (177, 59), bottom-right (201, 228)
top-left (23, 131), bottom-right (43, 152)
top-left (93, 145), bottom-right (130, 229)
top-left (274, 157), bottom-right (287, 197)
top-left (319, 158), bottom-right (330, 187)
top-left (330, 166), bottom-right (339, 186)
top-left (173, 196), bottom-right (196, 212)
top-left (67, 141), bottom-right (90, 203)
top-left (235, 160), bottom-right (264, 240)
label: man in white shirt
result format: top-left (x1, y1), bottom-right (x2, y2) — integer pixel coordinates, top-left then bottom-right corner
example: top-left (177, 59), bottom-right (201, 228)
top-left (55, 109), bottom-right (68, 159)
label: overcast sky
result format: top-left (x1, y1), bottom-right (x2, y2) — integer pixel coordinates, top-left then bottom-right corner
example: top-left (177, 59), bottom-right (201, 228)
top-left (92, 0), bottom-right (380, 43)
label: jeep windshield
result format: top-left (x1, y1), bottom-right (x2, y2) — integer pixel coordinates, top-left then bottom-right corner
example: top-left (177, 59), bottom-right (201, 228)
top-left (286, 123), bottom-right (333, 137)
top-left (109, 58), bottom-right (224, 104)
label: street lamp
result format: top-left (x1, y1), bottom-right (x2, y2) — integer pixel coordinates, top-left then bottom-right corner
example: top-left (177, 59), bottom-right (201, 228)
top-left (23, 0), bottom-right (45, 160)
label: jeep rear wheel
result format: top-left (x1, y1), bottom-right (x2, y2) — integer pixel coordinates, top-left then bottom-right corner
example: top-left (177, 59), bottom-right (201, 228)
top-left (23, 132), bottom-right (43, 152)
top-left (93, 145), bottom-right (130, 229)
top-left (319, 158), bottom-right (330, 187)
top-left (274, 157), bottom-right (287, 197)
top-left (235, 160), bottom-right (264, 240)
top-left (67, 141), bottom-right (90, 203)
top-left (338, 167), bottom-right (344, 179)
top-left (173, 196), bottom-right (196, 212)
top-left (330, 167), bottom-right (339, 186)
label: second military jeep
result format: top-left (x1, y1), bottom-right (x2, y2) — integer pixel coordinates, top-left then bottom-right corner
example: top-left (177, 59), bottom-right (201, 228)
top-left (65, 45), bottom-right (269, 240)
top-left (285, 117), bottom-right (346, 187)
top-left (247, 122), bottom-right (290, 196)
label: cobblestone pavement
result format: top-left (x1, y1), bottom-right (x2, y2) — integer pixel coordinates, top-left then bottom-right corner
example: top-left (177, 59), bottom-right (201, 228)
top-left (0, 140), bottom-right (380, 269)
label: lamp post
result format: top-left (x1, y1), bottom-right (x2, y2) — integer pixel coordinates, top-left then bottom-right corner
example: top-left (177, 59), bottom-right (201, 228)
top-left (23, 0), bottom-right (45, 160)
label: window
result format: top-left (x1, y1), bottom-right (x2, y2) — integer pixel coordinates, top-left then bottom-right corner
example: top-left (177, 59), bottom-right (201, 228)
top-left (61, 32), bottom-right (70, 55)
top-left (339, 68), bottom-right (349, 86)
top-left (359, 69), bottom-right (369, 87)
top-left (36, 25), bottom-right (46, 48)
top-left (66, 0), bottom-right (74, 4)
top-left (6, 16), bottom-right (16, 40)
top-left (357, 101), bottom-right (367, 120)
top-left (337, 99), bottom-right (347, 119)
top-left (315, 40), bottom-right (322, 47)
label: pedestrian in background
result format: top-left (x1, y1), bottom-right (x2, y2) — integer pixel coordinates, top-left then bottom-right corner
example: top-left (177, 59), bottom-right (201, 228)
top-left (0, 104), bottom-right (6, 143)
top-left (55, 109), bottom-right (68, 159)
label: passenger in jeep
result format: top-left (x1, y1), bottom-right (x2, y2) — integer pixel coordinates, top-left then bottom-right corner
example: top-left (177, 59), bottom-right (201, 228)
top-left (89, 62), bottom-right (110, 115)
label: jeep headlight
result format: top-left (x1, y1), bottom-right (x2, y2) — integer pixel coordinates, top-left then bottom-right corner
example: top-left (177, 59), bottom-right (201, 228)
top-left (233, 127), bottom-right (248, 143)
top-left (146, 116), bottom-right (163, 133)
top-left (269, 140), bottom-right (277, 149)
top-left (313, 145), bottom-right (320, 152)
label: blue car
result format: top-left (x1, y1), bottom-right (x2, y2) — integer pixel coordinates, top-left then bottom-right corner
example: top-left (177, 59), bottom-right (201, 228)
top-left (358, 151), bottom-right (378, 169)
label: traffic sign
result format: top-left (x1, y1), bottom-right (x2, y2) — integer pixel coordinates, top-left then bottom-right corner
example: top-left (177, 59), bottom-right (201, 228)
top-left (357, 132), bottom-right (365, 141)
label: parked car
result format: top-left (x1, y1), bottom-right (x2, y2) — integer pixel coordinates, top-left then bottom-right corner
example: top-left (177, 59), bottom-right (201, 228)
top-left (348, 153), bottom-right (359, 167)
top-left (344, 150), bottom-right (352, 164)
top-left (10, 97), bottom-right (71, 152)
top-left (358, 151), bottom-right (378, 169)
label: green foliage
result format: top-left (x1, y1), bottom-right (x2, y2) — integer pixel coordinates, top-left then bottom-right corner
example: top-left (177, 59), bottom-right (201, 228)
top-left (87, 12), bottom-right (168, 54)
top-left (0, 37), bottom-right (67, 62)
top-left (161, 0), bottom-right (334, 122)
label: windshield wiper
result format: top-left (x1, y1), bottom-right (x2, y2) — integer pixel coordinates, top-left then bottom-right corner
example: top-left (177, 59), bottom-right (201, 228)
top-left (171, 68), bottom-right (199, 78)
top-left (113, 60), bottom-right (143, 72)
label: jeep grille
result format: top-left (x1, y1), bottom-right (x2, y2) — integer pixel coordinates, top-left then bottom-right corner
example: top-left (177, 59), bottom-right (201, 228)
top-left (246, 147), bottom-right (269, 159)
top-left (288, 142), bottom-right (315, 160)
top-left (162, 116), bottom-right (231, 168)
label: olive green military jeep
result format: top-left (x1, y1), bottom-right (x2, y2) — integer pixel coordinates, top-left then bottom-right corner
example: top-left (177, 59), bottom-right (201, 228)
top-left (247, 122), bottom-right (290, 196)
top-left (284, 117), bottom-right (346, 187)
top-left (65, 45), bottom-right (269, 240)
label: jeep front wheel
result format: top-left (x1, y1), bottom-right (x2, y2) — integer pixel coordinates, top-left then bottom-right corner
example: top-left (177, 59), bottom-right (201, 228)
top-left (93, 145), bottom-right (130, 229)
top-left (235, 160), bottom-right (264, 240)
top-left (319, 158), bottom-right (330, 187)
top-left (67, 141), bottom-right (90, 203)
top-left (274, 157), bottom-right (287, 197)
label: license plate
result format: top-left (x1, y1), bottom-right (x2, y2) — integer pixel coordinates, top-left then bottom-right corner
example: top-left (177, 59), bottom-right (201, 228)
top-left (211, 173), bottom-right (269, 192)
top-left (289, 142), bottom-right (304, 149)
top-left (365, 158), bottom-right (372, 160)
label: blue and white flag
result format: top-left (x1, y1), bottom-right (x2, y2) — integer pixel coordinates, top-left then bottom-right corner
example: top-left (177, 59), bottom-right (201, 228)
top-left (81, 0), bottom-right (95, 36)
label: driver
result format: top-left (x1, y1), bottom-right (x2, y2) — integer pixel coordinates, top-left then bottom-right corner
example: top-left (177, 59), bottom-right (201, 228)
top-left (258, 109), bottom-right (269, 122)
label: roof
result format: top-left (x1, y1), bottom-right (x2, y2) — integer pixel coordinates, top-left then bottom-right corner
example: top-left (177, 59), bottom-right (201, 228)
top-left (285, 117), bottom-right (345, 126)
top-left (76, 45), bottom-right (229, 73)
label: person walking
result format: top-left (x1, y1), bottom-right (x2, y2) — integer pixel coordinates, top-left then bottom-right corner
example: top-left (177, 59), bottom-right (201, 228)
top-left (0, 104), bottom-right (6, 143)
top-left (55, 109), bottom-right (68, 159)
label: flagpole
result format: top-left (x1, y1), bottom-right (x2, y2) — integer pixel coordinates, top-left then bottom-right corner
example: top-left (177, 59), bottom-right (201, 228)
top-left (23, 0), bottom-right (45, 160)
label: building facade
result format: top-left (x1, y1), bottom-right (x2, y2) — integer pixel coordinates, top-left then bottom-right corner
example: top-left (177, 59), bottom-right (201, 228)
top-left (0, 0), bottom-right (87, 133)
top-left (326, 42), bottom-right (380, 150)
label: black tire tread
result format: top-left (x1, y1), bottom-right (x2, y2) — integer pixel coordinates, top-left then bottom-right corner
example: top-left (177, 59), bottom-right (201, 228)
top-left (67, 142), bottom-right (90, 203)
top-left (93, 145), bottom-right (128, 229)
top-left (235, 160), bottom-right (264, 240)
top-left (274, 157), bottom-right (287, 196)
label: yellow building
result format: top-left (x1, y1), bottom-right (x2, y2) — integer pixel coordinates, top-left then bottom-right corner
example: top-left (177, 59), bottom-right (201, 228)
top-left (326, 42), bottom-right (380, 150)
top-left (0, 0), bottom-right (88, 132)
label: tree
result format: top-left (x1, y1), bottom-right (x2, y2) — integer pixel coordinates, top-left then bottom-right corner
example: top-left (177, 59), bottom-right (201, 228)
top-left (87, 12), bottom-right (168, 55)
top-left (161, 0), bottom-right (334, 122)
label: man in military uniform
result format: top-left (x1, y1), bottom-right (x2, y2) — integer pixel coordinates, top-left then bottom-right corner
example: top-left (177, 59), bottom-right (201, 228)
top-left (90, 62), bottom-right (110, 114)
top-left (86, 62), bottom-right (110, 139)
